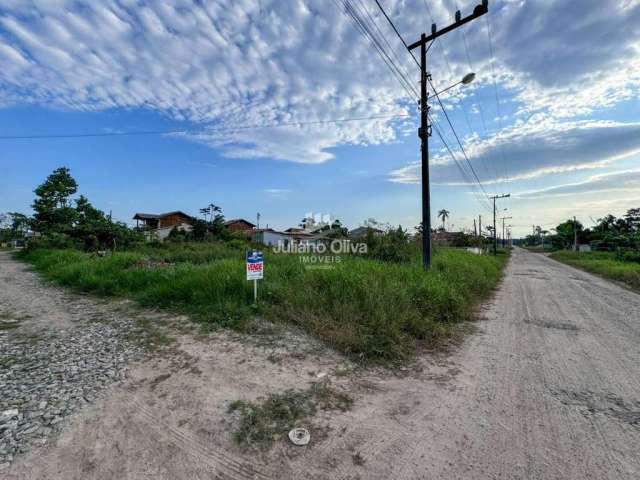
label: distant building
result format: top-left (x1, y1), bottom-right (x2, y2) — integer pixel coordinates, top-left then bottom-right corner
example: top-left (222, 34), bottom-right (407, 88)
top-left (250, 228), bottom-right (291, 247)
top-left (251, 228), bottom-right (322, 248)
top-left (349, 226), bottom-right (384, 238)
top-left (133, 211), bottom-right (194, 240)
top-left (432, 231), bottom-right (466, 246)
top-left (224, 219), bottom-right (256, 232)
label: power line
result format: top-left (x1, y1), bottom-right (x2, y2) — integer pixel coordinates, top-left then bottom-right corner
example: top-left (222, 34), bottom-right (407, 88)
top-left (428, 77), bottom-right (490, 203)
top-left (485, 14), bottom-right (510, 196)
top-left (335, 0), bottom-right (419, 101)
top-left (429, 114), bottom-right (492, 213)
top-left (424, 0), bottom-right (498, 185)
top-left (0, 112), bottom-right (411, 140)
top-left (354, 0), bottom-right (414, 78)
top-left (371, 0), bottom-right (490, 212)
top-left (373, 0), bottom-right (420, 69)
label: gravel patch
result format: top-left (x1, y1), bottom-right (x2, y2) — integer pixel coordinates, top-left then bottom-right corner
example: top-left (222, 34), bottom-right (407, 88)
top-left (0, 319), bottom-right (145, 469)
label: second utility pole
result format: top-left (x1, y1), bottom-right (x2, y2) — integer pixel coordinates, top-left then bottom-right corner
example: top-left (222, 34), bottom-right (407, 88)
top-left (491, 193), bottom-right (510, 255)
top-left (501, 216), bottom-right (512, 247)
top-left (408, 0), bottom-right (489, 269)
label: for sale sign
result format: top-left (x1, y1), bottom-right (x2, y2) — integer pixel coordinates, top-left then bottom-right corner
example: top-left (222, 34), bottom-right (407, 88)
top-left (246, 250), bottom-right (264, 280)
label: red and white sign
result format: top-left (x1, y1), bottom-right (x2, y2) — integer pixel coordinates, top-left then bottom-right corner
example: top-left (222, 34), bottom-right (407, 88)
top-left (246, 251), bottom-right (264, 280)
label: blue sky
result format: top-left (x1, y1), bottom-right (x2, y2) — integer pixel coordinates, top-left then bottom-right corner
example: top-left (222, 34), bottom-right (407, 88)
top-left (1, 0), bottom-right (639, 236)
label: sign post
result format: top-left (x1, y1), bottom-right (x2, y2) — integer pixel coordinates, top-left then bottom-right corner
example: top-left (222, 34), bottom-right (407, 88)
top-left (246, 250), bottom-right (264, 304)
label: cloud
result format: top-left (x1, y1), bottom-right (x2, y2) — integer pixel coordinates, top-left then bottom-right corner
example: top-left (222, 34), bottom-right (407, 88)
top-left (0, 0), bottom-right (414, 162)
top-left (515, 169), bottom-right (640, 199)
top-left (0, 0), bottom-right (638, 167)
top-left (389, 119), bottom-right (640, 185)
top-left (264, 188), bottom-right (290, 199)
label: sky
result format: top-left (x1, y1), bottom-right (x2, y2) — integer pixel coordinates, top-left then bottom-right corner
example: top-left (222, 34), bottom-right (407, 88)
top-left (0, 0), bottom-right (639, 237)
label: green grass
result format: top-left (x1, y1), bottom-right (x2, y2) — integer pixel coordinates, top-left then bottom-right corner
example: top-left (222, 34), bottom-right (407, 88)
top-left (550, 250), bottom-right (640, 291)
top-left (16, 242), bottom-right (508, 362)
top-left (228, 381), bottom-right (352, 448)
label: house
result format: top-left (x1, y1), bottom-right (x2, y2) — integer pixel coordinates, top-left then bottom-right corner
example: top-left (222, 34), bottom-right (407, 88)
top-left (224, 219), bottom-right (256, 232)
top-left (349, 226), bottom-right (384, 238)
top-left (250, 228), bottom-right (291, 247)
top-left (133, 211), bottom-right (194, 240)
top-left (284, 227), bottom-right (306, 234)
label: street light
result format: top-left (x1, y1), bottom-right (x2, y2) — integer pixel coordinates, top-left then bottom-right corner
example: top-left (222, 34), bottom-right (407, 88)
top-left (432, 72), bottom-right (476, 97)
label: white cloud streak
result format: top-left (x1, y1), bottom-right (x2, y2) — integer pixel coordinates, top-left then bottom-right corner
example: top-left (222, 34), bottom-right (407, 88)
top-left (0, 0), bottom-right (638, 173)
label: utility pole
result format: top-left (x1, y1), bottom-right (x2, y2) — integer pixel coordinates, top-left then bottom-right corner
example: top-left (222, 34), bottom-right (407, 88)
top-left (573, 216), bottom-right (578, 251)
top-left (490, 193), bottom-right (510, 255)
top-left (257, 212), bottom-right (261, 229)
top-left (408, 0), bottom-right (488, 269)
top-left (501, 216), bottom-right (512, 247)
top-left (479, 215), bottom-right (482, 238)
top-left (473, 218), bottom-right (477, 236)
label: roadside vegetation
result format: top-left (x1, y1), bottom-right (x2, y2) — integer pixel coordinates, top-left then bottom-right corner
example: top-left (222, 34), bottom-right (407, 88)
top-left (7, 166), bottom-right (509, 363)
top-left (17, 244), bottom-right (507, 362)
top-left (523, 208), bottom-right (640, 253)
top-left (550, 251), bottom-right (640, 291)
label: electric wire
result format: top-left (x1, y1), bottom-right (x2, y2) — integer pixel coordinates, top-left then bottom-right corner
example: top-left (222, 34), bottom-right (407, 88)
top-left (373, 0), bottom-right (420, 69)
top-left (428, 77), bottom-right (490, 204)
top-left (429, 113), bottom-right (492, 213)
top-left (335, 0), bottom-right (419, 101)
top-left (0, 112), bottom-right (412, 140)
top-left (425, 0), bottom-right (499, 186)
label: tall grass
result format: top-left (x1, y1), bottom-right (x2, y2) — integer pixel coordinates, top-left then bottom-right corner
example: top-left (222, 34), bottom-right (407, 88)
top-left (17, 243), bottom-right (507, 361)
top-left (550, 250), bottom-right (640, 291)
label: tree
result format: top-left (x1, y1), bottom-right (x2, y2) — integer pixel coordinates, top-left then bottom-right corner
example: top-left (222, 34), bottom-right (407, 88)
top-left (192, 203), bottom-right (227, 240)
top-left (437, 209), bottom-right (450, 231)
top-left (624, 208), bottom-right (640, 232)
top-left (31, 167), bottom-right (78, 234)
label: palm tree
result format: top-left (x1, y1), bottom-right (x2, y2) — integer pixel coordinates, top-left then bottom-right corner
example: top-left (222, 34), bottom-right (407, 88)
top-left (438, 209), bottom-right (450, 231)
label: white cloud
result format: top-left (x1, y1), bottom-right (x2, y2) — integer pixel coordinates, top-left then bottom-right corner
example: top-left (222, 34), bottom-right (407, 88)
top-left (264, 188), bottom-right (291, 199)
top-left (0, 0), bottom-right (415, 162)
top-left (0, 0), bottom-right (638, 169)
top-left (515, 169), bottom-right (640, 199)
top-left (389, 119), bottom-right (640, 185)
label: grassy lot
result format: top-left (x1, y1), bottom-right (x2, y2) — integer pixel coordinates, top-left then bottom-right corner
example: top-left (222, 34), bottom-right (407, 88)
top-left (550, 251), bottom-right (640, 291)
top-left (17, 243), bottom-right (508, 362)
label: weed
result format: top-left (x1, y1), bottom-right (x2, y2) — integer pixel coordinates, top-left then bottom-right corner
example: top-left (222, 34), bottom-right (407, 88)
top-left (551, 251), bottom-right (640, 291)
top-left (16, 244), bottom-right (508, 362)
top-left (227, 381), bottom-right (352, 448)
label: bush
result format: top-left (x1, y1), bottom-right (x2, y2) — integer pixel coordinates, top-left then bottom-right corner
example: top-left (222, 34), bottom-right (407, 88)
top-left (363, 227), bottom-right (415, 263)
top-left (616, 248), bottom-right (640, 264)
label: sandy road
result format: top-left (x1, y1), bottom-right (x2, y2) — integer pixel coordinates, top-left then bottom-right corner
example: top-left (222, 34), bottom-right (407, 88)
top-left (410, 247), bottom-right (640, 479)
top-left (4, 247), bottom-right (640, 479)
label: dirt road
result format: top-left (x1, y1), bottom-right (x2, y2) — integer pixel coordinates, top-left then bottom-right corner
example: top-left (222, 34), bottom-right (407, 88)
top-left (4, 248), bottom-right (640, 479)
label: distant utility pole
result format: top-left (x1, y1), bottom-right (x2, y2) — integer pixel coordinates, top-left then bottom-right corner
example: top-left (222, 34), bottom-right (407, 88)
top-left (257, 212), bottom-right (261, 229)
top-left (407, 0), bottom-right (489, 269)
top-left (473, 218), bottom-right (477, 236)
top-left (573, 216), bottom-right (578, 251)
top-left (491, 193), bottom-right (510, 255)
top-left (479, 215), bottom-right (482, 238)
top-left (501, 216), bottom-right (512, 247)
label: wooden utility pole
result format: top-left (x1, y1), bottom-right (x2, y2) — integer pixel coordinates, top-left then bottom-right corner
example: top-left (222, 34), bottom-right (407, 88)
top-left (501, 216), bottom-right (512, 247)
top-left (407, 0), bottom-right (489, 269)
top-left (490, 193), bottom-right (510, 255)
